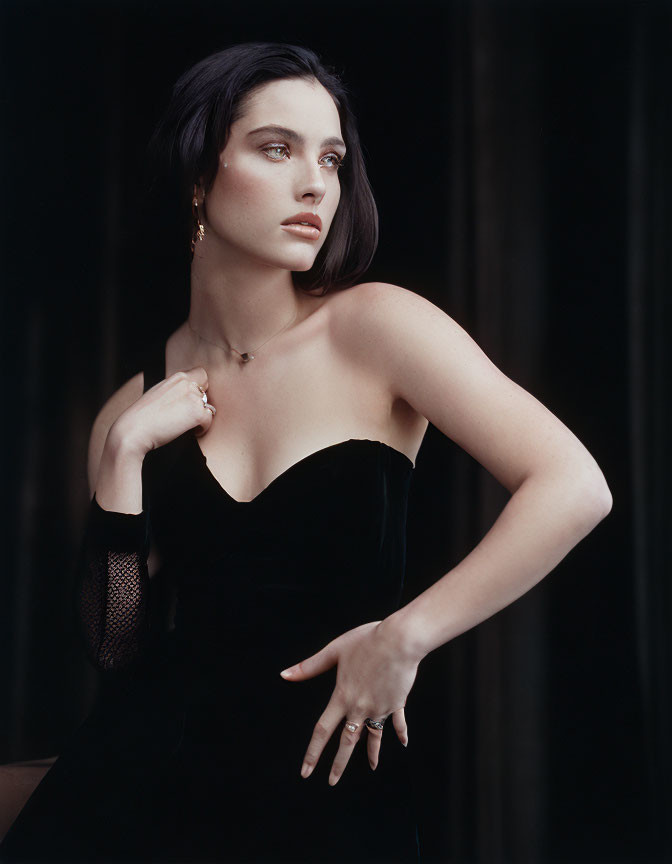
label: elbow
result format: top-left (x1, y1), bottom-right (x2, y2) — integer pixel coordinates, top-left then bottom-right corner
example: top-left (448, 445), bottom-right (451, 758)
top-left (575, 461), bottom-right (613, 528)
top-left (590, 477), bottom-right (613, 523)
top-left (599, 477), bottom-right (613, 519)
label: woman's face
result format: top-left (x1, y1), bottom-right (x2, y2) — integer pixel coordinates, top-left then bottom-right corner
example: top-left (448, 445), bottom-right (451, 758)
top-left (198, 76), bottom-right (346, 273)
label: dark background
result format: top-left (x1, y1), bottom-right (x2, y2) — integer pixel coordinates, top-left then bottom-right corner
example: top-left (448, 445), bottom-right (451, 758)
top-left (1, 0), bottom-right (670, 862)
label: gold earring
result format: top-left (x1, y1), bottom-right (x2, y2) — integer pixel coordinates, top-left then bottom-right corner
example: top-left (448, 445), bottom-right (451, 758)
top-left (191, 188), bottom-right (206, 254)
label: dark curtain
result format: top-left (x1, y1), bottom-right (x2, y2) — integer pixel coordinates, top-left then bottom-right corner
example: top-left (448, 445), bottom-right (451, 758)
top-left (1, 1), bottom-right (669, 862)
top-left (626, 2), bottom-right (672, 857)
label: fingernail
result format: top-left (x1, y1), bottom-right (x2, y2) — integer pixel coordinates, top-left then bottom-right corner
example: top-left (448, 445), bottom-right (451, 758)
top-left (328, 772), bottom-right (339, 786)
top-left (369, 760), bottom-right (377, 771)
top-left (280, 668), bottom-right (293, 678)
top-left (301, 762), bottom-right (313, 779)
top-left (402, 737), bottom-right (408, 748)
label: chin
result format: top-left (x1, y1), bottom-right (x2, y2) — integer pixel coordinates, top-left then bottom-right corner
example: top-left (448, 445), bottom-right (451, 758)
top-left (268, 250), bottom-right (320, 272)
top-left (291, 258), bottom-right (319, 273)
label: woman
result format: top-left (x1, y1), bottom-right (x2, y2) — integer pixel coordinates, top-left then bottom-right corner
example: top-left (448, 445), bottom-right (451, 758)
top-left (0, 41), bottom-right (612, 862)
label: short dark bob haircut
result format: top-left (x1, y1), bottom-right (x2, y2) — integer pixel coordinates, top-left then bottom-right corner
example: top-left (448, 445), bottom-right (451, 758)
top-left (147, 41), bottom-right (378, 295)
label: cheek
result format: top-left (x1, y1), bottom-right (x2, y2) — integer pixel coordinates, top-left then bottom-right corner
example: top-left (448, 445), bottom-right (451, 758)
top-left (332, 182), bottom-right (342, 212)
top-left (226, 164), bottom-right (265, 195)
top-left (215, 162), bottom-right (282, 226)
top-left (323, 183), bottom-right (341, 230)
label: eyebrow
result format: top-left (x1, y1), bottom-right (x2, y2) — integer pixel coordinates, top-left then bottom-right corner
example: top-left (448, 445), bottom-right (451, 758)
top-left (246, 125), bottom-right (346, 151)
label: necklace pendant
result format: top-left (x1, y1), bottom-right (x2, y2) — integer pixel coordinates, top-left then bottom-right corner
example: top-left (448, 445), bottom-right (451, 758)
top-left (240, 352), bottom-right (254, 363)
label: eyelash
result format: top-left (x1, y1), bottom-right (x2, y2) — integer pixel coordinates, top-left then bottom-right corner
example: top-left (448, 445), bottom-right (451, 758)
top-left (262, 144), bottom-right (345, 170)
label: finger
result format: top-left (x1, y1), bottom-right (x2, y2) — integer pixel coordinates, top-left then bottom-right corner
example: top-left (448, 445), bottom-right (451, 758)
top-left (366, 724), bottom-right (383, 770)
top-left (189, 380), bottom-right (212, 404)
top-left (301, 698), bottom-right (345, 780)
top-left (391, 707), bottom-right (409, 747)
top-left (328, 716), bottom-right (366, 786)
top-left (280, 640), bottom-right (339, 682)
top-left (186, 365), bottom-right (209, 388)
top-left (190, 381), bottom-right (215, 436)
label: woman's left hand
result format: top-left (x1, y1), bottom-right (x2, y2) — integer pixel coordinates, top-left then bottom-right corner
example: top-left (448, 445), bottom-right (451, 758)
top-left (279, 619), bottom-right (420, 785)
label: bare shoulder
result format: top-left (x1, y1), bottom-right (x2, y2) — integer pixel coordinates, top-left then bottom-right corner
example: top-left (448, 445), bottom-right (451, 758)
top-left (327, 280), bottom-right (451, 336)
top-left (330, 282), bottom-right (611, 502)
top-left (87, 370), bottom-right (145, 498)
top-left (325, 280), bottom-right (457, 389)
top-left (324, 282), bottom-right (435, 455)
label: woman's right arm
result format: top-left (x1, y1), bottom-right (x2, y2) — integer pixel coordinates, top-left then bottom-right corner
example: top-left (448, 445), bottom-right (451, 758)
top-left (74, 366), bottom-right (213, 674)
top-left (75, 372), bottom-right (152, 674)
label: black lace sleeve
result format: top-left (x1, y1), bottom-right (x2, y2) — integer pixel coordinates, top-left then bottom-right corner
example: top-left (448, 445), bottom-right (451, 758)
top-left (73, 493), bottom-right (151, 674)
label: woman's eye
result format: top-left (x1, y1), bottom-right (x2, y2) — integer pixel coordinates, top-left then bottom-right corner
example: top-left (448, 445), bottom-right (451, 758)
top-left (262, 145), bottom-right (344, 170)
top-left (263, 145), bottom-right (289, 161)
top-left (321, 153), bottom-right (344, 170)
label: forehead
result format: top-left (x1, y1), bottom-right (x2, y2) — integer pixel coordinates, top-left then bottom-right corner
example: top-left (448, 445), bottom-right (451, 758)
top-left (235, 77), bottom-right (342, 138)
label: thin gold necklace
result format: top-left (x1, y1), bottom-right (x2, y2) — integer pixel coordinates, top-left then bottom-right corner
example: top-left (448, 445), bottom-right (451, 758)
top-left (187, 305), bottom-right (299, 363)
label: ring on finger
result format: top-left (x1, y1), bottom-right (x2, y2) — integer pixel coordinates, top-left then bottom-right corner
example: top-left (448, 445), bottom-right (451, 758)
top-left (195, 384), bottom-right (216, 416)
top-left (364, 717), bottom-right (386, 731)
top-left (344, 720), bottom-right (360, 733)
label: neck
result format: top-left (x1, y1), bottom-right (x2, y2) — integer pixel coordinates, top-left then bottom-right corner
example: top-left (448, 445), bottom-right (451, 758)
top-left (188, 242), bottom-right (301, 360)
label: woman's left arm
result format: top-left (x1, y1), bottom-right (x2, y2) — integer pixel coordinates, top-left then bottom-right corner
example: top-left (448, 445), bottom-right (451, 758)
top-left (282, 281), bottom-right (612, 783)
top-left (358, 281), bottom-right (612, 656)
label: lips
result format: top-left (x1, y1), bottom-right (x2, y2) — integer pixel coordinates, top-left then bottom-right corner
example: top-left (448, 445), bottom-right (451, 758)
top-left (281, 212), bottom-right (322, 231)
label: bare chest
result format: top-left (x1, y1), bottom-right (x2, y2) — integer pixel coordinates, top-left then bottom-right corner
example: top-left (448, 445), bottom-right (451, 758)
top-left (166, 326), bottom-right (408, 504)
top-left (202, 385), bottom-right (391, 500)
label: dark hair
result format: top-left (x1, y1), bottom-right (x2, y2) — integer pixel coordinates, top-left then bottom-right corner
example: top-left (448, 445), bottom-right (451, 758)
top-left (146, 42), bottom-right (378, 295)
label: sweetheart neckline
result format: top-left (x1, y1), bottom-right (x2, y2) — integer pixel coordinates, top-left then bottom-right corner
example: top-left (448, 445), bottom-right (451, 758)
top-left (189, 434), bottom-right (415, 505)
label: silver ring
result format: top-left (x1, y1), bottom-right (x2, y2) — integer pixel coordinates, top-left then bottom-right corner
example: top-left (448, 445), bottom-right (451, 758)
top-left (344, 721), bottom-right (360, 733)
top-left (194, 384), bottom-right (215, 415)
top-left (364, 718), bottom-right (386, 731)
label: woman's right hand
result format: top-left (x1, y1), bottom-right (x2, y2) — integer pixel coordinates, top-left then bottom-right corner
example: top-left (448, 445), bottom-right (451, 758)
top-left (108, 367), bottom-right (215, 459)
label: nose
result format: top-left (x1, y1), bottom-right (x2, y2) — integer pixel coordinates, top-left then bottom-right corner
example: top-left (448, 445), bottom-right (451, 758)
top-left (296, 157), bottom-right (327, 203)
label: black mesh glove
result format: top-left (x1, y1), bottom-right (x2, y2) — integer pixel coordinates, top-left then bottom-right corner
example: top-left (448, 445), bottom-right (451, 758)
top-left (73, 493), bottom-right (151, 674)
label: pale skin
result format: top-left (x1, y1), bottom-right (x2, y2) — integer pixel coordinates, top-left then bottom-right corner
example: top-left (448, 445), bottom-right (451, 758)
top-left (89, 76), bottom-right (612, 791)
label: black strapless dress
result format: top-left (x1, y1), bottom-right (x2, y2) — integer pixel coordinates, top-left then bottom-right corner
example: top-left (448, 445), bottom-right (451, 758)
top-left (0, 339), bottom-right (421, 862)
